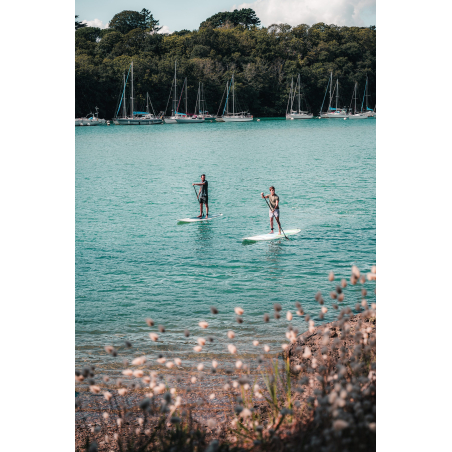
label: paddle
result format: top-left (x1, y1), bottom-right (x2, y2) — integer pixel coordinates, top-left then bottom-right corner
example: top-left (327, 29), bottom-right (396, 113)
top-left (193, 185), bottom-right (200, 201)
top-left (262, 196), bottom-right (289, 240)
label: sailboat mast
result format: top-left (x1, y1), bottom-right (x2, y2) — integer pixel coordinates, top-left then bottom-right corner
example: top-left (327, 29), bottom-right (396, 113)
top-left (366, 75), bottom-right (369, 111)
top-left (185, 77), bottom-right (188, 115)
top-left (329, 72), bottom-right (332, 111)
top-left (173, 61), bottom-right (177, 115)
top-left (232, 73), bottom-right (235, 115)
top-left (354, 82), bottom-right (357, 113)
top-left (226, 81), bottom-right (229, 115)
top-left (291, 79), bottom-right (294, 112)
top-left (335, 79), bottom-right (338, 111)
top-left (130, 61), bottom-right (134, 118)
top-left (298, 74), bottom-right (301, 113)
top-left (122, 73), bottom-right (126, 118)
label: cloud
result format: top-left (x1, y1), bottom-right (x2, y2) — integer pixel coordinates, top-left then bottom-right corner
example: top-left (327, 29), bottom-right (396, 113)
top-left (81, 19), bottom-right (109, 29)
top-left (157, 25), bottom-right (172, 34)
top-left (234, 0), bottom-right (376, 27)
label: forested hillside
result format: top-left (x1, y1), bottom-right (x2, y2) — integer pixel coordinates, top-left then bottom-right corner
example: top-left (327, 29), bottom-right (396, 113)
top-left (75, 9), bottom-right (376, 118)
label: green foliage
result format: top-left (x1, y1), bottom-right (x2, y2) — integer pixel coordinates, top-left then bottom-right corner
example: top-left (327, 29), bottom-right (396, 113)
top-left (75, 26), bottom-right (101, 43)
top-left (75, 15), bottom-right (87, 30)
top-left (200, 8), bottom-right (261, 29)
top-left (75, 9), bottom-right (376, 119)
top-left (109, 9), bottom-right (161, 34)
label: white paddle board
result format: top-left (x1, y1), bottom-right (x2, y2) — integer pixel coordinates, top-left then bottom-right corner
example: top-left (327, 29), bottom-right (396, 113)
top-left (178, 213), bottom-right (223, 223)
top-left (243, 228), bottom-right (301, 242)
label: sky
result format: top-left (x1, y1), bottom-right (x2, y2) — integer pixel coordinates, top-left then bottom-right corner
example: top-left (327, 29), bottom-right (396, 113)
top-left (76, 0), bottom-right (376, 32)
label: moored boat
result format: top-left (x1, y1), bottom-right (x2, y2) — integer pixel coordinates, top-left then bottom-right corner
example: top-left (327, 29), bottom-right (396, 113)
top-left (217, 74), bottom-right (253, 122)
top-left (320, 72), bottom-right (349, 118)
top-left (174, 78), bottom-right (205, 123)
top-left (285, 74), bottom-right (313, 119)
top-left (113, 61), bottom-right (162, 125)
top-left (75, 107), bottom-right (106, 126)
top-left (348, 81), bottom-right (369, 119)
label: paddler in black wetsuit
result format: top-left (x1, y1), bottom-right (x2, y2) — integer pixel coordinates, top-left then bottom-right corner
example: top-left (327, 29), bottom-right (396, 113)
top-left (193, 174), bottom-right (208, 218)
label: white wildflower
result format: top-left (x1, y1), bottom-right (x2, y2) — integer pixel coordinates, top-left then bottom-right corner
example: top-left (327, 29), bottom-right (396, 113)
top-left (132, 356), bottom-right (146, 366)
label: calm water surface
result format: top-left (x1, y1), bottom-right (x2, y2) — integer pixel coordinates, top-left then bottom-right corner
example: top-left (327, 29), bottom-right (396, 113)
top-left (75, 118), bottom-right (376, 374)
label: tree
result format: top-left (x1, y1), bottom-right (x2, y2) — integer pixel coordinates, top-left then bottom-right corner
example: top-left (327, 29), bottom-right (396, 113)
top-left (230, 8), bottom-right (261, 28)
top-left (75, 27), bottom-right (101, 43)
top-left (139, 8), bottom-right (161, 33)
top-left (75, 12), bottom-right (376, 118)
top-left (75, 15), bottom-right (87, 30)
top-left (109, 9), bottom-right (161, 35)
top-left (200, 8), bottom-right (260, 29)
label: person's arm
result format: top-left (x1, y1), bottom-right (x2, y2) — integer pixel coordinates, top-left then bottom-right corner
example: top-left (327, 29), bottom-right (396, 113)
top-left (260, 192), bottom-right (269, 199)
top-left (274, 198), bottom-right (279, 209)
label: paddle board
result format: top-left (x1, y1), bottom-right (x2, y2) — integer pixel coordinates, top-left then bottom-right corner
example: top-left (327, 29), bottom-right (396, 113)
top-left (243, 228), bottom-right (301, 242)
top-left (177, 213), bottom-right (223, 223)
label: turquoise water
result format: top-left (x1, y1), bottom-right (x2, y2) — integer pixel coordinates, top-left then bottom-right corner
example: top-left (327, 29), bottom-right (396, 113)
top-left (76, 118), bottom-right (376, 373)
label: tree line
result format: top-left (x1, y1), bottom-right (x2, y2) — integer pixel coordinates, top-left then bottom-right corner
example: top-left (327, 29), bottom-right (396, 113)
top-left (75, 9), bottom-right (376, 118)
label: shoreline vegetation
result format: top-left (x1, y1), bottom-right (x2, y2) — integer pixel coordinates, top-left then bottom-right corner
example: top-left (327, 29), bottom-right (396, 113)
top-left (75, 265), bottom-right (376, 452)
top-left (75, 9), bottom-right (376, 119)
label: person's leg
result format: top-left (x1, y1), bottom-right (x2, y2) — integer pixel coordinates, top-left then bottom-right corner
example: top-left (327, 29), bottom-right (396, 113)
top-left (198, 201), bottom-right (203, 218)
top-left (276, 212), bottom-right (281, 234)
top-left (205, 202), bottom-right (209, 218)
top-left (270, 215), bottom-right (274, 233)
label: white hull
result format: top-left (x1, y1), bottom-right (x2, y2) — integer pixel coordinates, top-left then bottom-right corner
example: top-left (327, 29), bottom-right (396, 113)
top-left (320, 112), bottom-right (349, 118)
top-left (286, 113), bottom-right (313, 120)
top-left (222, 116), bottom-right (253, 122)
top-left (348, 113), bottom-right (369, 119)
top-left (175, 117), bottom-right (205, 123)
top-left (164, 117), bottom-right (178, 124)
top-left (75, 118), bottom-right (102, 126)
top-left (113, 117), bottom-right (163, 125)
top-left (215, 117), bottom-right (225, 122)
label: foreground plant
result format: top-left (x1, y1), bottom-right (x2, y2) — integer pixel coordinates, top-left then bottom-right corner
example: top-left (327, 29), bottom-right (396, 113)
top-left (75, 265), bottom-right (376, 451)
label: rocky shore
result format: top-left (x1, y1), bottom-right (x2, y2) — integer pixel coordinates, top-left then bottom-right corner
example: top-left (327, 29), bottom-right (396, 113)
top-left (76, 309), bottom-right (376, 451)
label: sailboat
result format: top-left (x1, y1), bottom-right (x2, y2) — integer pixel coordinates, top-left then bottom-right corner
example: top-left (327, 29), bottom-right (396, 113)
top-left (75, 106), bottom-right (106, 126)
top-left (348, 82), bottom-right (368, 119)
top-left (286, 74), bottom-right (313, 119)
top-left (215, 81), bottom-right (229, 122)
top-left (218, 73), bottom-right (253, 122)
top-left (198, 83), bottom-right (216, 121)
top-left (361, 75), bottom-right (375, 118)
top-left (320, 72), bottom-right (349, 118)
top-left (174, 78), bottom-right (205, 123)
top-left (164, 61), bottom-right (183, 124)
top-left (113, 61), bottom-right (162, 125)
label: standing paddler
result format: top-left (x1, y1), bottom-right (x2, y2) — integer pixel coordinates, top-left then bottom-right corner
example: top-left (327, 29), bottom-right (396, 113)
top-left (261, 186), bottom-right (281, 234)
top-left (193, 174), bottom-right (208, 218)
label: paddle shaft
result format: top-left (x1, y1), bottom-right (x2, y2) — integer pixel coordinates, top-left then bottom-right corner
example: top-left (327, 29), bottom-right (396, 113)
top-left (193, 185), bottom-right (200, 201)
top-left (263, 196), bottom-right (289, 240)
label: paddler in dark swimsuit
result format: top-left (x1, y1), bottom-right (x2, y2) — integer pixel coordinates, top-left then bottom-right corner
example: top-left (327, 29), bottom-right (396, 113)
top-left (193, 174), bottom-right (208, 218)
